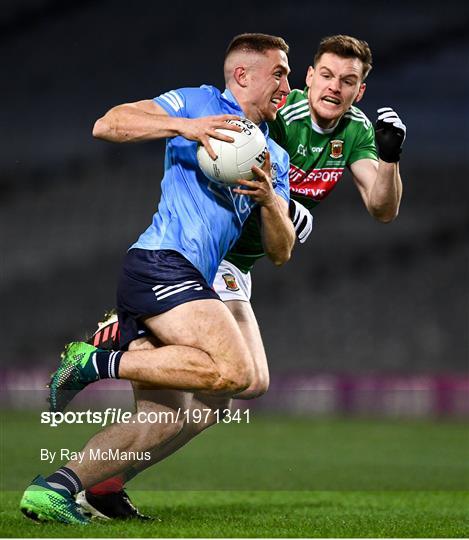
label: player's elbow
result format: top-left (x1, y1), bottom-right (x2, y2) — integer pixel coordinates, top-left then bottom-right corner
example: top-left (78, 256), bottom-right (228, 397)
top-left (276, 250), bottom-right (292, 266)
top-left (378, 213), bottom-right (398, 224)
top-left (92, 117), bottom-right (111, 140)
top-left (266, 247), bottom-right (292, 267)
top-left (375, 209), bottom-right (399, 223)
top-left (370, 204), bottom-right (400, 224)
top-left (265, 228), bottom-right (295, 266)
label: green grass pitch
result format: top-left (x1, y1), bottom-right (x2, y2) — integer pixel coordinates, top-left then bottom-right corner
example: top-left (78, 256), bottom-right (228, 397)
top-left (1, 410), bottom-right (468, 537)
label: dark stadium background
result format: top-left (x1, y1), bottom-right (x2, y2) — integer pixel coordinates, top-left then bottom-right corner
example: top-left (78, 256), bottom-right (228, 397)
top-left (1, 0), bottom-right (468, 416)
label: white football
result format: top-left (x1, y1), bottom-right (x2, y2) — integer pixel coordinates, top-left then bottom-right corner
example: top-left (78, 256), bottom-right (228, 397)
top-left (197, 118), bottom-right (267, 186)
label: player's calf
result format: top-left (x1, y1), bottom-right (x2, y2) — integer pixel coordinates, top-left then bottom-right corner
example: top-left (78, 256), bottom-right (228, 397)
top-left (134, 409), bottom-right (185, 451)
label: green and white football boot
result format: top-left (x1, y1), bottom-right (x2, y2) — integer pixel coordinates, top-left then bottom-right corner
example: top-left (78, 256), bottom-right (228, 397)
top-left (49, 342), bottom-right (102, 412)
top-left (20, 475), bottom-right (89, 524)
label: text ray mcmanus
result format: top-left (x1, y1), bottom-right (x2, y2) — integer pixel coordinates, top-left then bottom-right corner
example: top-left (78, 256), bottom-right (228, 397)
top-left (40, 448), bottom-right (151, 464)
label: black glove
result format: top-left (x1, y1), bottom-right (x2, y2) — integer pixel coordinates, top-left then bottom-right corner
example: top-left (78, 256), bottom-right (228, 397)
top-left (289, 199), bottom-right (313, 244)
top-left (374, 107), bottom-right (406, 163)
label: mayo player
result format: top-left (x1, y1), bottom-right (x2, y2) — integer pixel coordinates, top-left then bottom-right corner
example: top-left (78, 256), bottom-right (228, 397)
top-left (220, 34), bottom-right (406, 400)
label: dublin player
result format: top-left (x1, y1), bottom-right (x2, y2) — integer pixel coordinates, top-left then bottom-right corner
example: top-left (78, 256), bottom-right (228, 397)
top-left (82, 35), bottom-right (406, 519)
top-left (20, 33), bottom-right (294, 524)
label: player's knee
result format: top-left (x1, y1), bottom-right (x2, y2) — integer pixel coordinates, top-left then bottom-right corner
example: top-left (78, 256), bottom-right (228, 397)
top-left (203, 348), bottom-right (254, 395)
top-left (211, 363), bottom-right (253, 395)
top-left (236, 376), bottom-right (270, 399)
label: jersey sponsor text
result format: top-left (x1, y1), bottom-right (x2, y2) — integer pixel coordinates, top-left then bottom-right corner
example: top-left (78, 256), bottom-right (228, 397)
top-left (289, 164), bottom-right (345, 201)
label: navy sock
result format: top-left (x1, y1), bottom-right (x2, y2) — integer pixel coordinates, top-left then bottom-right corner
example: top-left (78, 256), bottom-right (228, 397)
top-left (94, 350), bottom-right (122, 379)
top-left (45, 467), bottom-right (83, 496)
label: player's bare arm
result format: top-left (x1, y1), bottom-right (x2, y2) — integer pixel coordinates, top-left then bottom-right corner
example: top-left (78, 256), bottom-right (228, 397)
top-left (259, 194), bottom-right (294, 265)
top-left (93, 100), bottom-right (242, 158)
top-left (234, 151), bottom-right (295, 265)
top-left (350, 157), bottom-right (402, 222)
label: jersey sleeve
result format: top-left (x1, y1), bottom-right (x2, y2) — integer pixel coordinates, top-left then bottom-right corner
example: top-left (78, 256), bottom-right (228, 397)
top-left (348, 121), bottom-right (378, 164)
top-left (154, 86), bottom-right (213, 118)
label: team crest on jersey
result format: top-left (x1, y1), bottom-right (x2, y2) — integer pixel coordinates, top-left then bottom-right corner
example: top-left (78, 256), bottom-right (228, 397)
top-left (330, 140), bottom-right (344, 159)
top-left (222, 273), bottom-right (239, 291)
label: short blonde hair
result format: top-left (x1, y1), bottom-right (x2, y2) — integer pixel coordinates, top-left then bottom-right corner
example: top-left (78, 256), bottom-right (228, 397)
top-left (225, 33), bottom-right (289, 59)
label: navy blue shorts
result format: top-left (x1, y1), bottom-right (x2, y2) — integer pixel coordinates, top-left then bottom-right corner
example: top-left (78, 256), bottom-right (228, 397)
top-left (117, 248), bottom-right (221, 349)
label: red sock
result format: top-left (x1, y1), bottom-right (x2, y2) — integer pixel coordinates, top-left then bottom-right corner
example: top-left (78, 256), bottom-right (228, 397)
top-left (87, 475), bottom-right (125, 495)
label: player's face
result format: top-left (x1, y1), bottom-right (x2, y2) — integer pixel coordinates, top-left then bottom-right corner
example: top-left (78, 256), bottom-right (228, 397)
top-left (306, 52), bottom-right (366, 129)
top-left (245, 49), bottom-right (291, 124)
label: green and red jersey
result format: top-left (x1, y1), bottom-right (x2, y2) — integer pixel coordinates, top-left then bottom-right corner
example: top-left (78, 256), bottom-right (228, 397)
top-left (225, 88), bottom-right (378, 273)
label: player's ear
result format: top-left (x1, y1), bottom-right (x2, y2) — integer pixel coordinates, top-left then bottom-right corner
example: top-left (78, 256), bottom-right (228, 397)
top-left (305, 66), bottom-right (314, 88)
top-left (233, 66), bottom-right (248, 88)
top-left (354, 82), bottom-right (366, 104)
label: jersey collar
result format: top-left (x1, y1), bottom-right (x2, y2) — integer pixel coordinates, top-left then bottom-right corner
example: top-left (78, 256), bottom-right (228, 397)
top-left (221, 88), bottom-right (269, 138)
top-left (310, 118), bottom-right (338, 135)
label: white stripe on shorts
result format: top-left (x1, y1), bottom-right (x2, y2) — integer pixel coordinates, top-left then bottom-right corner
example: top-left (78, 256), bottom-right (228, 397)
top-left (152, 281), bottom-right (203, 301)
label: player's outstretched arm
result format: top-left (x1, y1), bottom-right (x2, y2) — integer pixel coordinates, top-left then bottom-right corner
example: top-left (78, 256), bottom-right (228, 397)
top-left (350, 107), bottom-right (406, 223)
top-left (93, 100), bottom-right (241, 158)
top-left (234, 152), bottom-right (295, 266)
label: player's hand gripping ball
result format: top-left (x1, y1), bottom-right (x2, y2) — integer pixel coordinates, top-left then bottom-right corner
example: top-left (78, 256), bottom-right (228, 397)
top-left (197, 118), bottom-right (267, 185)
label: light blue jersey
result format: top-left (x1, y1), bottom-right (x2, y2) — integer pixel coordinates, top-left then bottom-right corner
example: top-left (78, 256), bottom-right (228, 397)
top-left (132, 85), bottom-right (290, 284)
